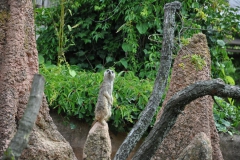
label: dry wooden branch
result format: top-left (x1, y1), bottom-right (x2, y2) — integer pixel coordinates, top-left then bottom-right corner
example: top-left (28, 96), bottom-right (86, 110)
top-left (132, 79), bottom-right (240, 159)
top-left (113, 1), bottom-right (182, 160)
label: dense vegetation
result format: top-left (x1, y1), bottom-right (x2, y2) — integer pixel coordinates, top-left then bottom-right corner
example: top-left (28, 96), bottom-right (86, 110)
top-left (36, 0), bottom-right (240, 134)
top-left (40, 64), bottom-right (156, 132)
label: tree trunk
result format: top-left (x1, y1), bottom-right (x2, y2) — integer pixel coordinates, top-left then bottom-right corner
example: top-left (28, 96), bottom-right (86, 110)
top-left (0, 0), bottom-right (77, 159)
top-left (113, 2), bottom-right (181, 159)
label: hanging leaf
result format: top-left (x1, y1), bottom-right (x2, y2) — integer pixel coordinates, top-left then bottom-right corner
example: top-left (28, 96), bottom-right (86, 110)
top-left (136, 23), bottom-right (148, 34)
top-left (67, 25), bottom-right (72, 31)
top-left (120, 58), bottom-right (128, 69)
top-left (122, 43), bottom-right (132, 52)
top-left (68, 9), bottom-right (72, 16)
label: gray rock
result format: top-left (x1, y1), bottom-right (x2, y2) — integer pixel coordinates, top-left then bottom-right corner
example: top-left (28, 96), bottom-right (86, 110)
top-left (83, 122), bottom-right (112, 160)
top-left (220, 133), bottom-right (240, 160)
top-left (177, 132), bottom-right (212, 160)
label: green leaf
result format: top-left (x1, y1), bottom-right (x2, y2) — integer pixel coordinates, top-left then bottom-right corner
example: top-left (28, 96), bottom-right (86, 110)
top-left (116, 23), bottom-right (126, 33)
top-left (225, 76), bottom-right (235, 85)
top-left (120, 58), bottom-right (128, 69)
top-left (122, 43), bottom-right (132, 52)
top-left (136, 23), bottom-right (148, 34)
top-left (106, 56), bottom-right (113, 63)
top-left (38, 54), bottom-right (45, 64)
top-left (68, 9), bottom-right (72, 16)
top-left (221, 119), bottom-right (231, 127)
top-left (69, 69), bottom-right (76, 77)
top-left (217, 40), bottom-right (225, 47)
top-left (191, 2), bottom-right (199, 8)
top-left (227, 131), bottom-right (233, 136)
top-left (70, 123), bottom-right (76, 129)
top-left (67, 25), bottom-right (72, 31)
top-left (72, 23), bottom-right (80, 28)
top-left (228, 98), bottom-right (234, 105)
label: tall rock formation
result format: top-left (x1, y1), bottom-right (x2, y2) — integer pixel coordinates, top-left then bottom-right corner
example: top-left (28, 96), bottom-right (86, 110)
top-left (152, 33), bottom-right (223, 160)
top-left (0, 0), bottom-right (77, 159)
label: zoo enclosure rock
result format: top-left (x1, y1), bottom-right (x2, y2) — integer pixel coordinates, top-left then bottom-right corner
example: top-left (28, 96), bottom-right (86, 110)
top-left (219, 133), bottom-right (240, 160)
top-left (83, 122), bottom-right (112, 160)
top-left (152, 33), bottom-right (223, 160)
top-left (177, 132), bottom-right (212, 160)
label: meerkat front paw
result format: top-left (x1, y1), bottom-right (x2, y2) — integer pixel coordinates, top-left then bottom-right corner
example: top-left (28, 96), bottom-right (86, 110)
top-left (99, 120), bottom-right (107, 126)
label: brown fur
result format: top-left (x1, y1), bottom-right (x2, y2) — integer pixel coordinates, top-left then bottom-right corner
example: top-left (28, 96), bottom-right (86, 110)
top-left (94, 69), bottom-right (115, 125)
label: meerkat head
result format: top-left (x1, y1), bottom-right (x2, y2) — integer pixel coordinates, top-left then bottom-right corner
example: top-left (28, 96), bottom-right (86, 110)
top-left (104, 69), bottom-right (115, 81)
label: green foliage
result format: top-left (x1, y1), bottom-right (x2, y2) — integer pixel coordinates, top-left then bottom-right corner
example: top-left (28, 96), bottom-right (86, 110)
top-left (179, 0), bottom-right (239, 81)
top-left (182, 54), bottom-right (207, 71)
top-left (35, 0), bottom-right (164, 76)
top-left (40, 65), bottom-right (154, 132)
top-left (2, 148), bottom-right (15, 160)
top-left (36, 0), bottom-right (240, 134)
top-left (213, 97), bottom-right (240, 135)
top-left (35, 0), bottom-right (240, 80)
top-left (190, 54), bottom-right (206, 71)
top-left (35, 8), bottom-right (59, 64)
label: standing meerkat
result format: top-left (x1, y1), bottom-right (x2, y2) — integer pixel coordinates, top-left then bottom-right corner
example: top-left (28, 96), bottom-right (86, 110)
top-left (94, 69), bottom-right (115, 125)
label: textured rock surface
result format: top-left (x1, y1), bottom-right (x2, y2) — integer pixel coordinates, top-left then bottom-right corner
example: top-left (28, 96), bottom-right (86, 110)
top-left (83, 122), bottom-right (112, 160)
top-left (219, 133), bottom-right (240, 160)
top-left (152, 33), bottom-right (223, 160)
top-left (0, 0), bottom-right (76, 159)
top-left (177, 132), bottom-right (212, 160)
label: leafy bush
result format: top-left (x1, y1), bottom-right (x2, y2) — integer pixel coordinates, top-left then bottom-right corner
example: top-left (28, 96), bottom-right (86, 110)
top-left (213, 96), bottom-right (240, 135)
top-left (35, 0), bottom-right (240, 80)
top-left (40, 65), bottom-right (155, 132)
top-left (40, 64), bottom-right (240, 134)
top-left (35, 0), bottom-right (162, 76)
top-left (36, 0), bottom-right (240, 134)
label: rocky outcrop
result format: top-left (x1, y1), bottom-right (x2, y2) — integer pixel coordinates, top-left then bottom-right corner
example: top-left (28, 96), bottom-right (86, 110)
top-left (0, 0), bottom-right (77, 159)
top-left (20, 98), bottom-right (77, 160)
top-left (83, 122), bottom-right (112, 160)
top-left (177, 132), bottom-right (212, 160)
top-left (219, 133), bottom-right (240, 160)
top-left (152, 33), bottom-right (223, 160)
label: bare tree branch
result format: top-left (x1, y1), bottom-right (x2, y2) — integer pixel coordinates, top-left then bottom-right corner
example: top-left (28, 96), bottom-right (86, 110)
top-left (113, 1), bottom-right (182, 160)
top-left (132, 79), bottom-right (240, 160)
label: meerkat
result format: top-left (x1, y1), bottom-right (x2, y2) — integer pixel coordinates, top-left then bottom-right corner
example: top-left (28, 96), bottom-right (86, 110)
top-left (94, 69), bottom-right (115, 126)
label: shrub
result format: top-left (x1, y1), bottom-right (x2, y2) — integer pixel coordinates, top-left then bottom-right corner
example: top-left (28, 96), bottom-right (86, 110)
top-left (213, 96), bottom-right (240, 135)
top-left (40, 65), bottom-right (155, 132)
